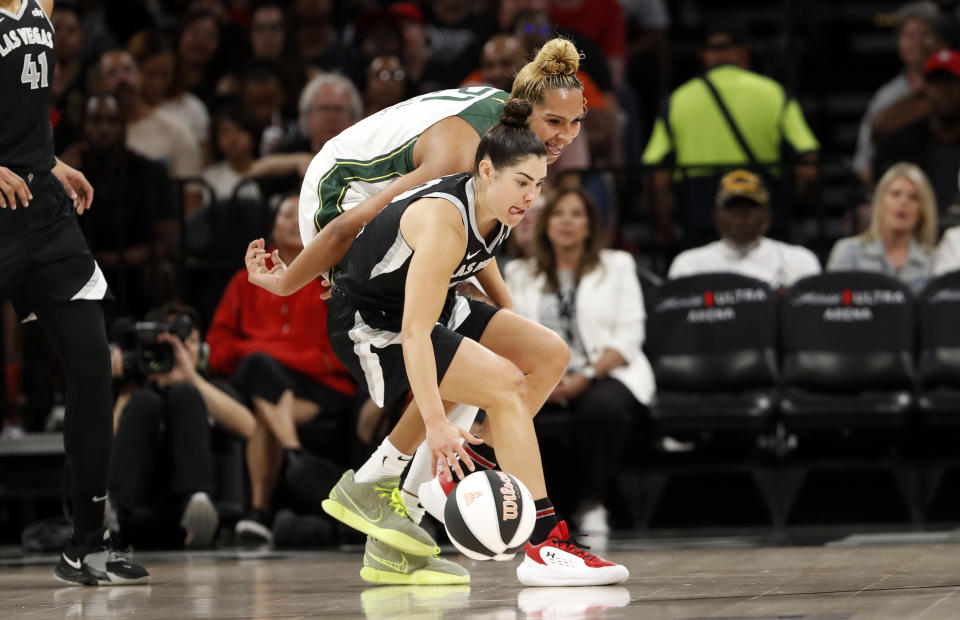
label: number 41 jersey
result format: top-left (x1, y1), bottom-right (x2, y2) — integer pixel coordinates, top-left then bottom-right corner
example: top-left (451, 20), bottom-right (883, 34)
top-left (0, 0), bottom-right (55, 172)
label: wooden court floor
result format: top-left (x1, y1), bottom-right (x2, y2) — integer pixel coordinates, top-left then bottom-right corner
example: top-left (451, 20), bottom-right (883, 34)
top-left (4, 535), bottom-right (960, 619)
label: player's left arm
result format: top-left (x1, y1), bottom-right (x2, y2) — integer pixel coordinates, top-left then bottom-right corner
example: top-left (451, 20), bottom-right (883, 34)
top-left (39, 0), bottom-right (53, 16)
top-left (51, 157), bottom-right (94, 214)
top-left (474, 260), bottom-right (514, 311)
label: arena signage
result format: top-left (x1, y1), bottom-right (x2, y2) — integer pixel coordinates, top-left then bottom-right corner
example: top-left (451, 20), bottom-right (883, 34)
top-left (790, 288), bottom-right (906, 322)
top-left (791, 289), bottom-right (906, 307)
top-left (655, 287), bottom-right (766, 324)
top-left (655, 287), bottom-right (767, 312)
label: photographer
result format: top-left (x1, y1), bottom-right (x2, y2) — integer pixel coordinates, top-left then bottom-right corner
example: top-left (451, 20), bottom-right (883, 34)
top-left (108, 303), bottom-right (256, 549)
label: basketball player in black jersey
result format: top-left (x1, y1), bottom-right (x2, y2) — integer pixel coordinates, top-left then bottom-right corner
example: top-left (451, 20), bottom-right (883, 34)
top-left (0, 0), bottom-right (148, 585)
top-left (251, 101), bottom-right (628, 586)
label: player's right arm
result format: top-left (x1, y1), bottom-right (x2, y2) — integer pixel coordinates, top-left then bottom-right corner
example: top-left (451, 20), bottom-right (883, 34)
top-left (400, 199), bottom-right (481, 479)
top-left (246, 118), bottom-right (482, 296)
top-left (0, 167), bottom-right (32, 210)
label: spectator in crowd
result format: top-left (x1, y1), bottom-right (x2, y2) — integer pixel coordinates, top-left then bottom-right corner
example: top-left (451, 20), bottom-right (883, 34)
top-left (364, 55), bottom-right (409, 116)
top-left (874, 49), bottom-right (960, 212)
top-left (292, 0), bottom-right (357, 77)
top-left (853, 2), bottom-right (945, 182)
top-left (127, 30), bottom-right (211, 159)
top-left (391, 2), bottom-right (430, 94)
top-left (206, 196), bottom-right (356, 544)
top-left (248, 73), bottom-right (363, 181)
top-left (421, 0), bottom-right (496, 90)
top-left (62, 94), bottom-right (179, 319)
top-left (549, 0), bottom-right (626, 88)
top-left (108, 302), bottom-right (256, 549)
top-left (642, 23), bottom-right (820, 247)
top-left (504, 186), bottom-right (653, 543)
top-left (240, 60), bottom-right (292, 156)
top-left (668, 170), bottom-right (821, 289)
top-left (51, 3), bottom-right (90, 154)
top-left (250, 1), bottom-right (292, 64)
top-left (216, 3), bottom-right (304, 105)
top-left (353, 8), bottom-right (405, 86)
top-left (622, 0), bottom-right (671, 139)
top-left (96, 49), bottom-right (203, 183)
top-left (174, 10), bottom-right (225, 107)
top-left (828, 162), bottom-right (937, 293)
top-left (469, 34), bottom-right (526, 93)
top-left (202, 105), bottom-right (263, 203)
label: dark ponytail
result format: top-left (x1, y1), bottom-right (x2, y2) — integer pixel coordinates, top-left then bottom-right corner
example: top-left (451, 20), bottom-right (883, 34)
top-left (473, 99), bottom-right (546, 173)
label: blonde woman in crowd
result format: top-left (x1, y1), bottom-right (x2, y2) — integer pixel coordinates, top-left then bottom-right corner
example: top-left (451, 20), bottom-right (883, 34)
top-left (827, 161), bottom-right (938, 292)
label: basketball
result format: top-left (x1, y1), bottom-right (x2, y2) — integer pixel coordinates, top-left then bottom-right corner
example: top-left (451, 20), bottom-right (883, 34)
top-left (443, 470), bottom-right (536, 561)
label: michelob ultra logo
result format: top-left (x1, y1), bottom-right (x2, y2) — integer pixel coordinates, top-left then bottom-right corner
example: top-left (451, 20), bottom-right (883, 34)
top-left (655, 288), bottom-right (766, 324)
top-left (655, 288), bottom-right (767, 312)
top-left (790, 289), bottom-right (907, 322)
top-left (791, 289), bottom-right (906, 307)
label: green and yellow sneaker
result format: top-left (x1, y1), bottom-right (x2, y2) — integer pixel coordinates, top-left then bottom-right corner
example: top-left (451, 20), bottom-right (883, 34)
top-left (322, 470), bottom-right (440, 556)
top-left (360, 536), bottom-right (470, 585)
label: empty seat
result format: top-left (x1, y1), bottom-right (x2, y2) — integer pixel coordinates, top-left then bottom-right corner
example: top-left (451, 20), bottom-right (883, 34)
top-left (646, 273), bottom-right (778, 434)
top-left (780, 271), bottom-right (914, 430)
top-left (916, 270), bottom-right (960, 426)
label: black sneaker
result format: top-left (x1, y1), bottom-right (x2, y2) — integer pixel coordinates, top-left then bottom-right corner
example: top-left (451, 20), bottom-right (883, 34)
top-left (54, 530), bottom-right (150, 586)
top-left (235, 509), bottom-right (273, 545)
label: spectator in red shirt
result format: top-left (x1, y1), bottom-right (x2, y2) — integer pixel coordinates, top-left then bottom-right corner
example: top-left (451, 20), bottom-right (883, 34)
top-left (206, 195), bottom-right (355, 543)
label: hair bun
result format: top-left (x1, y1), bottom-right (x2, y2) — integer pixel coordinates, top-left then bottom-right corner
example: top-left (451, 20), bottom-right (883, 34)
top-left (500, 98), bottom-right (533, 129)
top-left (533, 38), bottom-right (580, 76)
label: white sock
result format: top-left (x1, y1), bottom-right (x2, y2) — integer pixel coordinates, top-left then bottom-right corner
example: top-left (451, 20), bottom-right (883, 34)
top-left (355, 437), bottom-right (413, 483)
top-left (400, 404), bottom-right (480, 502)
top-left (401, 488), bottom-right (425, 524)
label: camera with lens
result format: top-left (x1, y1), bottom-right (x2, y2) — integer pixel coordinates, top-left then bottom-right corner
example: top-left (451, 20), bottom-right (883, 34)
top-left (113, 314), bottom-right (195, 378)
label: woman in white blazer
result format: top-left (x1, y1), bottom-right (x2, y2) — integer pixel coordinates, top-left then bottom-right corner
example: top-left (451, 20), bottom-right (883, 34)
top-left (504, 186), bottom-right (654, 538)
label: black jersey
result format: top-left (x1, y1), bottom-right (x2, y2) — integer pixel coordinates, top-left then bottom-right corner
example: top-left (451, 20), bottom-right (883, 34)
top-left (0, 0), bottom-right (55, 172)
top-left (333, 172), bottom-right (510, 317)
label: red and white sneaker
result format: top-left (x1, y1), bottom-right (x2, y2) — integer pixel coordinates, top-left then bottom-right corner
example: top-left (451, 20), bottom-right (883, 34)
top-left (516, 521), bottom-right (629, 586)
top-left (417, 475), bottom-right (457, 525)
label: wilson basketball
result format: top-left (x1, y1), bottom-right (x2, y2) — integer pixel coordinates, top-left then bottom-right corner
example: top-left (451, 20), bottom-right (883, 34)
top-left (443, 470), bottom-right (535, 561)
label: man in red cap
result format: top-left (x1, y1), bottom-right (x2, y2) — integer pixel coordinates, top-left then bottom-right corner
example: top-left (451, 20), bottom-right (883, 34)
top-left (874, 48), bottom-right (960, 212)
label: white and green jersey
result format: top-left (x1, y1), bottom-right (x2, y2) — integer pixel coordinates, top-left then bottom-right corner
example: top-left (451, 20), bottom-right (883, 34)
top-left (298, 86), bottom-right (508, 246)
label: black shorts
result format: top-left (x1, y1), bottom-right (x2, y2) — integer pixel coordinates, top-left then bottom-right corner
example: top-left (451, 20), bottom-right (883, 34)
top-left (0, 172), bottom-right (109, 318)
top-left (327, 294), bottom-right (499, 407)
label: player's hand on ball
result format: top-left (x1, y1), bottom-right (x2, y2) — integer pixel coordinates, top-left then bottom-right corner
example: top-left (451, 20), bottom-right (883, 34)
top-left (427, 420), bottom-right (484, 483)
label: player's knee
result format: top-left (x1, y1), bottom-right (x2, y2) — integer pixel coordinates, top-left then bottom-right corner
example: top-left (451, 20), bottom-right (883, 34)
top-left (488, 363), bottom-right (529, 412)
top-left (544, 331), bottom-right (571, 378)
